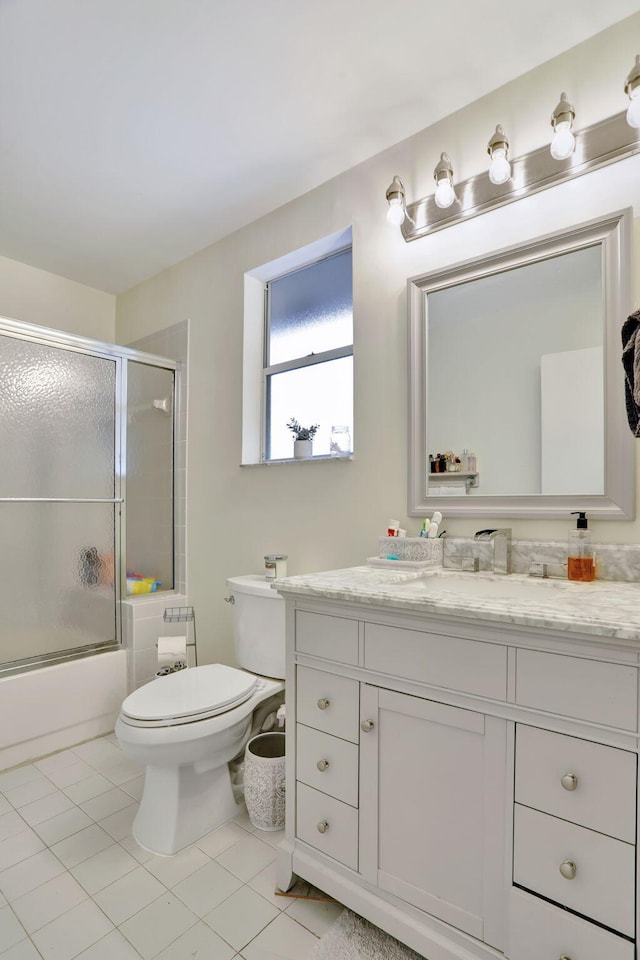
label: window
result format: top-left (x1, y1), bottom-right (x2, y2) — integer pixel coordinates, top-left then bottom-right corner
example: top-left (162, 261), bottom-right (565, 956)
top-left (263, 246), bottom-right (353, 460)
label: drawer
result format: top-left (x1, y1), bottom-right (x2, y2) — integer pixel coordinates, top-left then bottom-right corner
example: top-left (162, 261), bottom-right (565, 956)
top-left (296, 611), bottom-right (359, 665)
top-left (364, 622), bottom-right (506, 700)
top-left (296, 724), bottom-right (358, 807)
top-left (296, 665), bottom-right (360, 742)
top-left (515, 725), bottom-right (636, 843)
top-left (513, 803), bottom-right (635, 937)
top-left (508, 886), bottom-right (634, 960)
top-left (515, 649), bottom-right (638, 730)
top-left (296, 782), bottom-right (358, 870)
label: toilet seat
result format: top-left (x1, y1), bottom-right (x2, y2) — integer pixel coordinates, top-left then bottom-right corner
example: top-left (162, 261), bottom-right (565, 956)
top-left (120, 663), bottom-right (261, 727)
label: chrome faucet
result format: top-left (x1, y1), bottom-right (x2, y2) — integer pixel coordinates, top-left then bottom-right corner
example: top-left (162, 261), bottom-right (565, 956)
top-left (475, 528), bottom-right (512, 575)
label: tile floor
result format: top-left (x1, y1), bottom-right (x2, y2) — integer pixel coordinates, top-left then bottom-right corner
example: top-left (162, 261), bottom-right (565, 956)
top-left (0, 734), bottom-right (344, 959)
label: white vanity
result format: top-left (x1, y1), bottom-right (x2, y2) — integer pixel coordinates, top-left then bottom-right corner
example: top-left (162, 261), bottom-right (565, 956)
top-left (276, 566), bottom-right (640, 960)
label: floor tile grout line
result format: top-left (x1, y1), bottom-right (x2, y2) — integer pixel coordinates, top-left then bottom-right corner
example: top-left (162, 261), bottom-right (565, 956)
top-left (1, 736), bottom-right (325, 960)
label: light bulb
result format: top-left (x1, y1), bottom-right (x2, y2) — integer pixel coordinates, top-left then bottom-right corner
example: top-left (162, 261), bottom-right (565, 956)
top-left (625, 56), bottom-right (640, 128)
top-left (488, 150), bottom-right (511, 185)
top-left (434, 179), bottom-right (456, 209)
top-left (386, 198), bottom-right (405, 226)
top-left (627, 89), bottom-right (640, 128)
top-left (550, 125), bottom-right (575, 160)
top-left (550, 94), bottom-right (575, 160)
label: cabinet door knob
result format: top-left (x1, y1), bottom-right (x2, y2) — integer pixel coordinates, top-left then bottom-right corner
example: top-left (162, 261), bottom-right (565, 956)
top-left (317, 697), bottom-right (330, 710)
top-left (559, 956), bottom-right (572, 960)
top-left (317, 820), bottom-right (329, 834)
top-left (316, 759), bottom-right (330, 772)
top-left (559, 859), bottom-right (577, 880)
top-left (561, 773), bottom-right (578, 791)
top-left (361, 720), bottom-right (375, 733)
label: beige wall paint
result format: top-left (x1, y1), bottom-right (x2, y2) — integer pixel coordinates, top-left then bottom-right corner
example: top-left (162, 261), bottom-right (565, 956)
top-left (116, 14), bottom-right (640, 667)
top-left (0, 254), bottom-right (115, 341)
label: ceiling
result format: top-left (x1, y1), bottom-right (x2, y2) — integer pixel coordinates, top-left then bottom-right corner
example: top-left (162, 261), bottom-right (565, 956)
top-left (1, 0), bottom-right (639, 294)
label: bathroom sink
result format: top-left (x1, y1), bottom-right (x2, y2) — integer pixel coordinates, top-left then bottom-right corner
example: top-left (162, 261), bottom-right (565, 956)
top-left (389, 571), bottom-right (571, 604)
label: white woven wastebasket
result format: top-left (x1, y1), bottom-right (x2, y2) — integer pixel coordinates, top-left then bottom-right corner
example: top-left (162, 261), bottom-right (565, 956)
top-left (244, 732), bottom-right (286, 831)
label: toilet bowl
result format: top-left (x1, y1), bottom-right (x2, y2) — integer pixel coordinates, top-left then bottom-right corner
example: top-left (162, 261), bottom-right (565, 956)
top-left (115, 575), bottom-right (286, 855)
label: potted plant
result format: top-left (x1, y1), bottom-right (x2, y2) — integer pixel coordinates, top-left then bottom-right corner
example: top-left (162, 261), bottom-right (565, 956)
top-left (287, 418), bottom-right (319, 459)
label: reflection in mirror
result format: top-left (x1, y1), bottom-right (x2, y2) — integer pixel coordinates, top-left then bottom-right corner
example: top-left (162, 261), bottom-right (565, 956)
top-left (408, 210), bottom-right (634, 519)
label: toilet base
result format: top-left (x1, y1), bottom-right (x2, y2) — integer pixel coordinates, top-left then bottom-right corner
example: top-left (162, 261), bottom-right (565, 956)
top-left (133, 761), bottom-right (239, 856)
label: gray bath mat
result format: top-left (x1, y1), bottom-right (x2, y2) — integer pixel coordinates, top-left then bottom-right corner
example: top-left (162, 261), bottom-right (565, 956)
top-left (310, 909), bottom-right (424, 960)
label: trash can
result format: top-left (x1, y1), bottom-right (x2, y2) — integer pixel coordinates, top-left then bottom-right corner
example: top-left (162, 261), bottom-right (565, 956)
top-left (244, 732), bottom-right (286, 831)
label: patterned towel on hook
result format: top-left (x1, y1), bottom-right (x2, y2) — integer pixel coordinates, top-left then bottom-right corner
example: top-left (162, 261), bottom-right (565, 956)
top-left (621, 309), bottom-right (640, 436)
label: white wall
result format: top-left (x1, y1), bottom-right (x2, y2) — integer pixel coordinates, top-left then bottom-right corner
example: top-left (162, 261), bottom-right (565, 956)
top-left (115, 14), bottom-right (640, 667)
top-left (0, 253), bottom-right (115, 340)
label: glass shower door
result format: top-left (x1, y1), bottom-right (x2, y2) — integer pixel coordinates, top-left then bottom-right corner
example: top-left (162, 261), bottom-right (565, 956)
top-left (0, 333), bottom-right (120, 670)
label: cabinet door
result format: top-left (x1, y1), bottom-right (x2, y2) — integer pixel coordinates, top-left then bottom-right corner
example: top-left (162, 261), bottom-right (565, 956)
top-left (359, 685), bottom-right (506, 948)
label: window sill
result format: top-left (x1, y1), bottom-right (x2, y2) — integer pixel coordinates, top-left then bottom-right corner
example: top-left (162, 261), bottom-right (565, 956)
top-left (240, 454), bottom-right (354, 467)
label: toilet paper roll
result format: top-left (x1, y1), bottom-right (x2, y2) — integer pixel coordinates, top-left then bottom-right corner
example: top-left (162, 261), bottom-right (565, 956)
top-left (157, 636), bottom-right (187, 668)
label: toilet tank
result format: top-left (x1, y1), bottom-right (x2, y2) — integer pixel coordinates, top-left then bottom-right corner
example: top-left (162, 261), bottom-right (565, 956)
top-left (226, 575), bottom-right (286, 680)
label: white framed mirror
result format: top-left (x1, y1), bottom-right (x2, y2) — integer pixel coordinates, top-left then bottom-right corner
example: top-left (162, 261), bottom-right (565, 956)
top-left (408, 209), bottom-right (634, 519)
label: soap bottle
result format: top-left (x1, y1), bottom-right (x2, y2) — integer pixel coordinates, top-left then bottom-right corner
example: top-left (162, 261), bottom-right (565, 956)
top-left (567, 512), bottom-right (595, 582)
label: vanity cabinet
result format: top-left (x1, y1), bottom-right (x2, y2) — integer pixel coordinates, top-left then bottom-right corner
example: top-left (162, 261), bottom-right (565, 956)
top-left (277, 598), bottom-right (640, 960)
top-left (358, 685), bottom-right (506, 945)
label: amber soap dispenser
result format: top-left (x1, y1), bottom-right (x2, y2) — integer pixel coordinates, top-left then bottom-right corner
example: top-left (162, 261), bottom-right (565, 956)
top-left (568, 511), bottom-right (595, 582)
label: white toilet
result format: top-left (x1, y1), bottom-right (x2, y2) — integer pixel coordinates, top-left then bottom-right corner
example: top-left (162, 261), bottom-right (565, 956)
top-left (115, 575), bottom-right (286, 856)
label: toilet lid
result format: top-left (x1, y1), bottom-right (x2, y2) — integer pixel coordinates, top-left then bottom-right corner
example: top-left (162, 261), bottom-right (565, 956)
top-left (121, 664), bottom-right (260, 725)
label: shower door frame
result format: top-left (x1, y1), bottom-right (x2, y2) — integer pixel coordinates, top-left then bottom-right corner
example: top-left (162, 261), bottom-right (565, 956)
top-left (0, 316), bottom-right (178, 676)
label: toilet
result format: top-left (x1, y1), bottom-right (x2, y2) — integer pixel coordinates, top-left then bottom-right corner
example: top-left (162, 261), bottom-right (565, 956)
top-left (115, 575), bottom-right (285, 855)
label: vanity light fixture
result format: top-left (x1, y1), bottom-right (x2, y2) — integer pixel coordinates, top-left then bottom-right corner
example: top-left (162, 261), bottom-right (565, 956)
top-left (550, 92), bottom-right (576, 160)
top-left (487, 125), bottom-right (511, 184)
top-left (385, 175), bottom-right (407, 226)
top-left (624, 55), bottom-right (640, 128)
top-left (388, 87), bottom-right (640, 242)
top-left (433, 152), bottom-right (456, 208)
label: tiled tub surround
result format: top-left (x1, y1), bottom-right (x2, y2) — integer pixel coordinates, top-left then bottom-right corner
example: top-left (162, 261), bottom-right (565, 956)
top-left (126, 319), bottom-right (189, 598)
top-left (276, 562), bottom-right (640, 960)
top-left (0, 734), bottom-right (340, 960)
top-left (121, 593), bottom-right (192, 691)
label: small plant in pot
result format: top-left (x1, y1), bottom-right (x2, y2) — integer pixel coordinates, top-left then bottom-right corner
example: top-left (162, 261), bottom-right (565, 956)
top-left (287, 418), bottom-right (319, 459)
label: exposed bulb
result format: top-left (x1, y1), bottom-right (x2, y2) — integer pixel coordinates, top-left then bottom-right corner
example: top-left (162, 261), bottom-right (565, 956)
top-left (386, 197), bottom-right (406, 226)
top-left (550, 123), bottom-right (575, 160)
top-left (627, 88), bottom-right (640, 128)
top-left (434, 179), bottom-right (456, 209)
top-left (488, 149), bottom-right (511, 185)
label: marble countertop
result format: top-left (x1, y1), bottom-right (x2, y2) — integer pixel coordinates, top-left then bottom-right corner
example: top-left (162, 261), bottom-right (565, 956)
top-left (274, 565), bottom-right (640, 642)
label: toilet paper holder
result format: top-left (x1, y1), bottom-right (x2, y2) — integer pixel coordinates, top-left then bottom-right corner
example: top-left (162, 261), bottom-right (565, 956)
top-left (160, 606), bottom-right (198, 666)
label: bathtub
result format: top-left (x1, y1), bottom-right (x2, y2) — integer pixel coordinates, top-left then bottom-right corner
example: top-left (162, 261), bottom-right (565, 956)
top-left (0, 649), bottom-right (127, 770)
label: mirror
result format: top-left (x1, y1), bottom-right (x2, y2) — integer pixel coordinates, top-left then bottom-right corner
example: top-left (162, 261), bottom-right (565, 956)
top-left (408, 210), bottom-right (634, 519)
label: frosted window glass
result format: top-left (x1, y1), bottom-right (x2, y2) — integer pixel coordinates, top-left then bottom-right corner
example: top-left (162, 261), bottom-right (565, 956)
top-left (126, 362), bottom-right (174, 590)
top-left (268, 357), bottom-right (353, 459)
top-left (0, 503), bottom-right (116, 665)
top-left (268, 249), bottom-right (352, 365)
top-left (0, 335), bottom-right (115, 498)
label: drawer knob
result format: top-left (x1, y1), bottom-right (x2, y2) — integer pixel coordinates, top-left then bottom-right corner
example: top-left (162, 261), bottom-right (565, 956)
top-left (317, 820), bottom-right (329, 834)
top-left (361, 720), bottom-right (375, 733)
top-left (559, 859), bottom-right (577, 880)
top-left (559, 956), bottom-right (572, 960)
top-left (561, 773), bottom-right (578, 791)
top-left (317, 698), bottom-right (330, 710)
top-left (317, 759), bottom-right (330, 772)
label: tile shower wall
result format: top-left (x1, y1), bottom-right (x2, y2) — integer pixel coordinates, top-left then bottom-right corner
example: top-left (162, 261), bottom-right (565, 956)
top-left (126, 319), bottom-right (188, 595)
top-left (122, 593), bottom-right (195, 690)
top-left (122, 319), bottom-right (190, 693)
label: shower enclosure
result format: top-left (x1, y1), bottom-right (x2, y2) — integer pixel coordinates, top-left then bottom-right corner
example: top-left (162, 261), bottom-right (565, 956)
top-left (0, 317), bottom-right (177, 677)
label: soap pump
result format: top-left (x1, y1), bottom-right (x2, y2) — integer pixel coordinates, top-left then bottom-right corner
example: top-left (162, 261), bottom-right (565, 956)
top-left (567, 511), bottom-right (595, 582)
